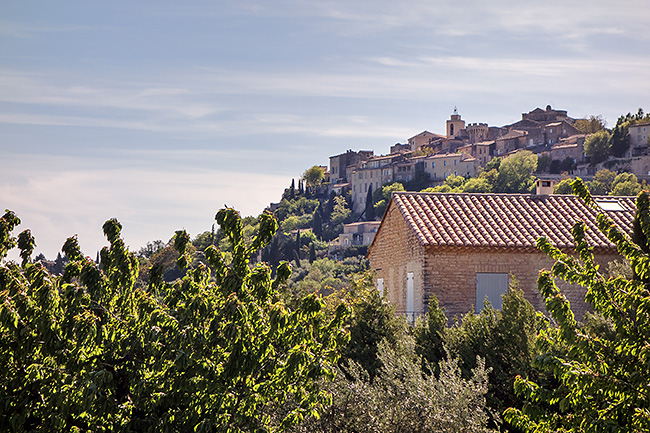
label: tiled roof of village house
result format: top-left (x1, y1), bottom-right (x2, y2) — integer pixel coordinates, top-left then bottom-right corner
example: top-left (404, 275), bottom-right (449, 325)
top-left (388, 192), bottom-right (636, 251)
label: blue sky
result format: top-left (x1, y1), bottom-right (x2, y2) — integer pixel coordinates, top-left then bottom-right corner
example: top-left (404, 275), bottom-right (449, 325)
top-left (1, 0), bottom-right (649, 259)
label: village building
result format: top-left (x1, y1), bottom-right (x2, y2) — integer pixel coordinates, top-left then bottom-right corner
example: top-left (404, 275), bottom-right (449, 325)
top-left (629, 122), bottom-right (650, 157)
top-left (407, 131), bottom-right (445, 151)
top-left (457, 141), bottom-right (494, 165)
top-left (547, 134), bottom-right (587, 164)
top-left (329, 221), bottom-right (381, 259)
top-left (367, 189), bottom-right (635, 322)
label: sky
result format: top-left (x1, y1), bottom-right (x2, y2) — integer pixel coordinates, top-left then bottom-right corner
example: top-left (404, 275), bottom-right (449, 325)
top-left (1, 0), bottom-right (650, 260)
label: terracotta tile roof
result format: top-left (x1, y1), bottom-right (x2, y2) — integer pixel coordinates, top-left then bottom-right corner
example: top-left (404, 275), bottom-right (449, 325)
top-left (390, 192), bottom-right (636, 251)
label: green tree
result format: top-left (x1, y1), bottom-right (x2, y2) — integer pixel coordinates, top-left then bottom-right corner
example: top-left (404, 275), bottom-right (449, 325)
top-left (0, 209), bottom-right (349, 432)
top-left (610, 172), bottom-right (643, 196)
top-left (584, 130), bottom-right (612, 164)
top-left (461, 177), bottom-right (493, 193)
top-left (574, 115), bottom-right (607, 134)
top-left (504, 181), bottom-right (650, 432)
top-left (302, 166), bottom-right (325, 188)
top-left (537, 154), bottom-right (552, 173)
top-left (588, 169), bottom-right (616, 195)
top-left (553, 178), bottom-right (575, 194)
top-left (495, 151), bottom-right (538, 193)
top-left (373, 182), bottom-right (405, 216)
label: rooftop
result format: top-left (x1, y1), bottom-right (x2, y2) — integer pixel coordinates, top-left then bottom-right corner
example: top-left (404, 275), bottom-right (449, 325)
top-left (383, 192), bottom-right (635, 251)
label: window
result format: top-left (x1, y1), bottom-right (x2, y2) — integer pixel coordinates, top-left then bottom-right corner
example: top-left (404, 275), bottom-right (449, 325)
top-left (444, 161), bottom-right (447, 166)
top-left (377, 278), bottom-right (384, 297)
top-left (454, 160), bottom-right (457, 165)
top-left (432, 162), bottom-right (435, 168)
top-left (476, 273), bottom-right (508, 311)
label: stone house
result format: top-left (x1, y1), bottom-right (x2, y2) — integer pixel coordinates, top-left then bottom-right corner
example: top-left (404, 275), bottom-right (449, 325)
top-left (548, 134), bottom-right (586, 164)
top-left (367, 190), bottom-right (635, 322)
top-left (629, 122), bottom-right (650, 157)
top-left (408, 131), bottom-right (445, 151)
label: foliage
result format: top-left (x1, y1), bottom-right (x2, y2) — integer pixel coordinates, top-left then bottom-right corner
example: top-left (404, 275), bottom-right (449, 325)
top-left (495, 151), bottom-right (538, 193)
top-left (364, 184), bottom-right (375, 220)
top-left (584, 130), bottom-right (612, 164)
top-left (574, 115), bottom-right (607, 134)
top-left (537, 154), bottom-right (552, 173)
top-left (610, 172), bottom-right (644, 196)
top-left (446, 285), bottom-right (543, 417)
top-left (587, 169), bottom-right (616, 195)
top-left (610, 108), bottom-right (650, 158)
top-left (504, 180), bottom-right (650, 433)
top-left (0, 208), bottom-right (349, 432)
top-left (462, 177), bottom-right (493, 193)
top-left (338, 272), bottom-right (407, 377)
top-left (293, 338), bottom-right (493, 433)
top-left (302, 166), bottom-right (325, 188)
top-left (373, 182), bottom-right (404, 216)
top-left (553, 178), bottom-right (575, 194)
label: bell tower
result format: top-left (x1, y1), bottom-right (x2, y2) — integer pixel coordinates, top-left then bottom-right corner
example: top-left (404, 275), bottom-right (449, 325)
top-left (446, 107), bottom-right (465, 139)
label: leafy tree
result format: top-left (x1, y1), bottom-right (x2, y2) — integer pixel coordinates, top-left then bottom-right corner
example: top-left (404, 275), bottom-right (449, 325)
top-left (537, 154), bottom-right (552, 173)
top-left (609, 108), bottom-right (649, 158)
top-left (461, 177), bottom-right (493, 193)
top-left (373, 182), bottom-right (405, 217)
top-left (549, 159), bottom-right (562, 174)
top-left (588, 169), bottom-right (616, 195)
top-left (584, 130), bottom-right (612, 164)
top-left (495, 151), bottom-right (538, 193)
top-left (446, 285), bottom-right (542, 418)
top-left (302, 166), bottom-right (325, 188)
top-left (610, 172), bottom-right (644, 196)
top-left (574, 115), bottom-right (607, 134)
top-left (560, 157), bottom-right (576, 173)
top-left (553, 178), bottom-right (575, 194)
top-left (504, 180), bottom-right (650, 433)
top-left (0, 209), bottom-right (349, 432)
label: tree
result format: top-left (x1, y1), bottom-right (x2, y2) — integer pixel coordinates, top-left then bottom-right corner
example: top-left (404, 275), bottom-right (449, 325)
top-left (495, 151), bottom-right (538, 193)
top-left (462, 177), bottom-right (493, 193)
top-left (302, 166), bottom-right (325, 188)
top-left (588, 169), bottom-right (616, 195)
top-left (373, 182), bottom-right (405, 216)
top-left (610, 172), bottom-right (643, 196)
top-left (504, 180), bottom-right (650, 432)
top-left (537, 154), bottom-right (552, 173)
top-left (365, 184), bottom-right (375, 220)
top-left (584, 130), bottom-right (612, 164)
top-left (0, 209), bottom-right (349, 432)
top-left (553, 178), bottom-right (574, 194)
top-left (574, 115), bottom-right (607, 134)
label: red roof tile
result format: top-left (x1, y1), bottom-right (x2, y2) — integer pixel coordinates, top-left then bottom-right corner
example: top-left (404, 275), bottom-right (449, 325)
top-left (390, 192), bottom-right (636, 250)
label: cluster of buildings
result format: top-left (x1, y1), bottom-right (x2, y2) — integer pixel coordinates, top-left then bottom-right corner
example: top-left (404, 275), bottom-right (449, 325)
top-left (325, 105), bottom-right (650, 215)
top-left (322, 106), bottom-right (649, 320)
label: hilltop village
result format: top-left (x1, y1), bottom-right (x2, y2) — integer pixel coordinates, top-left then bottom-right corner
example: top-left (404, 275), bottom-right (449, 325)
top-left (326, 105), bottom-right (650, 214)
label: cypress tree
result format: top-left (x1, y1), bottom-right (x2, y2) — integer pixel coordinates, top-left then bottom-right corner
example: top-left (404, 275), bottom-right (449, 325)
top-left (289, 179), bottom-right (296, 200)
top-left (365, 184), bottom-right (375, 220)
top-left (309, 243), bottom-right (316, 263)
top-left (313, 205), bottom-right (323, 240)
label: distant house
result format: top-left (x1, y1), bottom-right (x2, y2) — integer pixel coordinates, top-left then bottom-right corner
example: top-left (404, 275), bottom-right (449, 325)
top-left (367, 189), bottom-right (635, 322)
top-left (329, 221), bottom-right (381, 259)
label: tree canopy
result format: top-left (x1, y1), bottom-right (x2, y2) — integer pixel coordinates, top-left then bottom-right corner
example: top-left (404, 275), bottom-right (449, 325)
top-left (302, 166), bottom-right (325, 188)
top-left (0, 208), bottom-right (349, 432)
top-left (584, 130), bottom-right (612, 164)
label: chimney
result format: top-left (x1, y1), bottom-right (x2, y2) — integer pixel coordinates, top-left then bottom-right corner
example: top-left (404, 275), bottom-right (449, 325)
top-left (536, 179), bottom-right (555, 195)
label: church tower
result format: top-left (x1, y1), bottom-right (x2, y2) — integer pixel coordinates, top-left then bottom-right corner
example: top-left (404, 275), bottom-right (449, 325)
top-left (446, 107), bottom-right (465, 139)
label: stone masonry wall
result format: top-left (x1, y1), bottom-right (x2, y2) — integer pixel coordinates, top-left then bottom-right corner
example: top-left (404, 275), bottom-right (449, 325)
top-left (423, 248), bottom-right (620, 320)
top-left (368, 202), bottom-right (426, 315)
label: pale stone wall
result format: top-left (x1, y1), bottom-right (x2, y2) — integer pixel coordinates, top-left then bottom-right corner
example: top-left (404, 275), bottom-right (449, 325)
top-left (369, 202), bottom-right (426, 315)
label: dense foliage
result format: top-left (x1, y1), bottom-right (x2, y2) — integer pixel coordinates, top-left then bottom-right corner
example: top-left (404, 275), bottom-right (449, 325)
top-left (504, 180), bottom-right (650, 432)
top-left (0, 209), bottom-right (349, 432)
